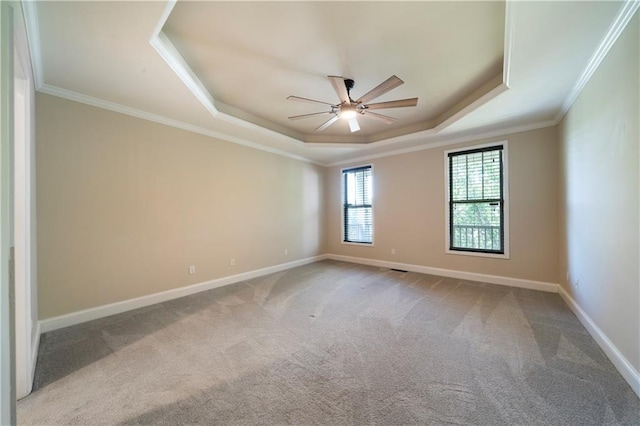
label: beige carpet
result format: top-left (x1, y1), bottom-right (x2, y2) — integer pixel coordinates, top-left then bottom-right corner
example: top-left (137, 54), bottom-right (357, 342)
top-left (17, 260), bottom-right (640, 425)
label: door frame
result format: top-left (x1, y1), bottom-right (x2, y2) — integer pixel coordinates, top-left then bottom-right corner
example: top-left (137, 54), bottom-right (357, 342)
top-left (0, 1), bottom-right (16, 423)
top-left (12, 0), bottom-right (36, 400)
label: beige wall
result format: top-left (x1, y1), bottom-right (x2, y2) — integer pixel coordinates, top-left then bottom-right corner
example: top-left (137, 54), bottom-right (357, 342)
top-left (325, 126), bottom-right (559, 284)
top-left (558, 13), bottom-right (639, 372)
top-left (36, 94), bottom-right (325, 319)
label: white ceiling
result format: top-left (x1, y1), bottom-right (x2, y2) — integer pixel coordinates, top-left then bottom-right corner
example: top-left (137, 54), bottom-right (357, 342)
top-left (25, 1), bottom-right (630, 165)
top-left (163, 1), bottom-right (504, 141)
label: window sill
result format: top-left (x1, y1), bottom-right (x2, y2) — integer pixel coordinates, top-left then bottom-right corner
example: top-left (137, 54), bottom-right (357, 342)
top-left (445, 249), bottom-right (509, 259)
top-left (342, 241), bottom-right (375, 247)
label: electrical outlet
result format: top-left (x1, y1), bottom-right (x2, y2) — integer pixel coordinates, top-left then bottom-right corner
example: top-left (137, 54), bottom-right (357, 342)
top-left (284, 249), bottom-right (288, 256)
top-left (391, 248), bottom-right (396, 255)
top-left (188, 265), bottom-right (196, 275)
top-left (230, 258), bottom-right (235, 266)
top-left (573, 278), bottom-right (579, 289)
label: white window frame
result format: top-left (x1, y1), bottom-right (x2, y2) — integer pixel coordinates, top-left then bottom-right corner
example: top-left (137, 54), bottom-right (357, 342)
top-left (341, 164), bottom-right (374, 246)
top-left (444, 141), bottom-right (510, 259)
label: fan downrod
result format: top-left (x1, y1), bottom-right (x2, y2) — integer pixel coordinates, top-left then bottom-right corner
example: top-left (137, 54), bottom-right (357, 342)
top-left (344, 79), bottom-right (355, 98)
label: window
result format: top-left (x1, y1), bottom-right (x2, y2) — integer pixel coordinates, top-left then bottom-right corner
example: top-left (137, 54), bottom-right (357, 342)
top-left (342, 165), bottom-right (373, 244)
top-left (446, 144), bottom-right (508, 256)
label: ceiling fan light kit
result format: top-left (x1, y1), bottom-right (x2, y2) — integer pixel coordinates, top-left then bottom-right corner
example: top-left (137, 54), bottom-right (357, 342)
top-left (287, 75), bottom-right (418, 133)
top-left (340, 104), bottom-right (357, 119)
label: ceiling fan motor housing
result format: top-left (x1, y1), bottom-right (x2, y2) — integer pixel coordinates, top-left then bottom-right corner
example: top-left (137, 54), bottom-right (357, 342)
top-left (344, 78), bottom-right (355, 93)
top-left (344, 78), bottom-right (356, 103)
top-left (287, 75), bottom-right (417, 132)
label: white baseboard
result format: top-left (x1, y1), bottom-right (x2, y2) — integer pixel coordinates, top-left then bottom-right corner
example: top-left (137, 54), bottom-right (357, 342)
top-left (38, 253), bottom-right (558, 333)
top-left (330, 254), bottom-right (639, 397)
top-left (558, 286), bottom-right (640, 398)
top-left (326, 254), bottom-right (559, 293)
top-left (35, 254), bottom-right (638, 400)
top-left (40, 255), bottom-right (328, 333)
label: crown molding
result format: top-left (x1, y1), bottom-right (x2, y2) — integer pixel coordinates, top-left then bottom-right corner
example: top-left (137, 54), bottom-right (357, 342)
top-left (150, 31), bottom-right (218, 118)
top-left (555, 0), bottom-right (639, 123)
top-left (149, 1), bottom-right (513, 145)
top-left (213, 103), bottom-right (306, 145)
top-left (38, 81), bottom-right (557, 169)
top-left (24, 0), bottom-right (624, 167)
top-left (303, 78), bottom-right (507, 151)
top-left (433, 79), bottom-right (508, 132)
top-left (14, 2), bottom-right (33, 83)
top-left (21, 0), bottom-right (43, 90)
top-left (38, 84), bottom-right (321, 166)
top-left (151, 0), bottom-right (176, 40)
top-left (22, 0), bottom-right (524, 164)
top-left (150, 4), bottom-right (314, 148)
top-left (324, 119), bottom-right (557, 167)
top-left (149, 1), bottom-right (218, 117)
top-left (502, 0), bottom-right (515, 89)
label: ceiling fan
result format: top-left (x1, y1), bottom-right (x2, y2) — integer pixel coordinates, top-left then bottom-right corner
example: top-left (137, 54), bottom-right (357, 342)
top-left (287, 75), bottom-right (418, 133)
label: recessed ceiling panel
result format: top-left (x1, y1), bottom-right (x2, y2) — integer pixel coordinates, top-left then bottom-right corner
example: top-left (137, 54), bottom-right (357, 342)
top-left (163, 1), bottom-right (505, 142)
top-left (29, 1), bottom-right (625, 164)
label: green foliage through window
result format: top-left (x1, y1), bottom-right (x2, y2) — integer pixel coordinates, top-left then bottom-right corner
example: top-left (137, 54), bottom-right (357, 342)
top-left (448, 146), bottom-right (504, 253)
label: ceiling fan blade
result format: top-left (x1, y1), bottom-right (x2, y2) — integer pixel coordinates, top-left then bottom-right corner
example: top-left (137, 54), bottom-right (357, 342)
top-left (356, 75), bottom-right (404, 105)
top-left (288, 111), bottom-right (331, 120)
top-left (365, 98), bottom-right (418, 110)
top-left (328, 76), bottom-right (351, 105)
top-left (364, 111), bottom-right (396, 125)
top-left (287, 95), bottom-right (335, 107)
top-left (315, 114), bottom-right (340, 131)
top-left (348, 117), bottom-right (360, 133)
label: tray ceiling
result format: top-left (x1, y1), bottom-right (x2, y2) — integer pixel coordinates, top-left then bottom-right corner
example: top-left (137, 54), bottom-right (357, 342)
top-left (163, 1), bottom-right (504, 142)
top-left (24, 1), bottom-right (632, 165)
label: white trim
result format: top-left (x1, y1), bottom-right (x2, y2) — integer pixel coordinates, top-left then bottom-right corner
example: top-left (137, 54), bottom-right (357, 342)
top-left (214, 108), bottom-right (305, 145)
top-left (502, 0), bottom-right (515, 89)
top-left (28, 322), bottom-right (39, 395)
top-left (40, 255), bottom-right (328, 333)
top-left (21, 0), bottom-right (556, 169)
top-left (20, 0), bottom-right (635, 166)
top-left (444, 249), bottom-right (508, 260)
top-left (444, 141), bottom-right (510, 259)
top-left (20, 0), bottom-right (42, 90)
top-left (149, 3), bottom-right (309, 147)
top-left (40, 81), bottom-right (556, 168)
top-left (434, 83), bottom-right (508, 133)
top-left (37, 84), bottom-right (321, 166)
top-left (0, 2), bottom-right (15, 422)
top-left (341, 241), bottom-right (375, 247)
top-left (326, 254), bottom-right (558, 293)
top-left (14, 3), bottom-right (38, 396)
top-left (147, 2), bottom-right (510, 147)
top-left (306, 85), bottom-right (507, 149)
top-left (32, 253), bottom-right (639, 401)
top-left (150, 31), bottom-right (218, 117)
top-left (555, 0), bottom-right (640, 122)
top-left (30, 322), bottom-right (40, 374)
top-left (38, 252), bottom-right (561, 334)
top-left (558, 286), bottom-right (640, 398)
top-left (324, 119), bottom-right (556, 167)
top-left (13, 25), bottom-right (35, 399)
top-left (151, 0), bottom-right (176, 40)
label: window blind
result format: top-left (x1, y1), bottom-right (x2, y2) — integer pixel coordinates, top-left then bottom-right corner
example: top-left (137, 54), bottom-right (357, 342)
top-left (343, 166), bottom-right (373, 244)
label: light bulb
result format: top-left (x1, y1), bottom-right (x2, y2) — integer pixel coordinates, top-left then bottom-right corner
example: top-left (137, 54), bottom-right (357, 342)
top-left (341, 104), bottom-right (357, 119)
